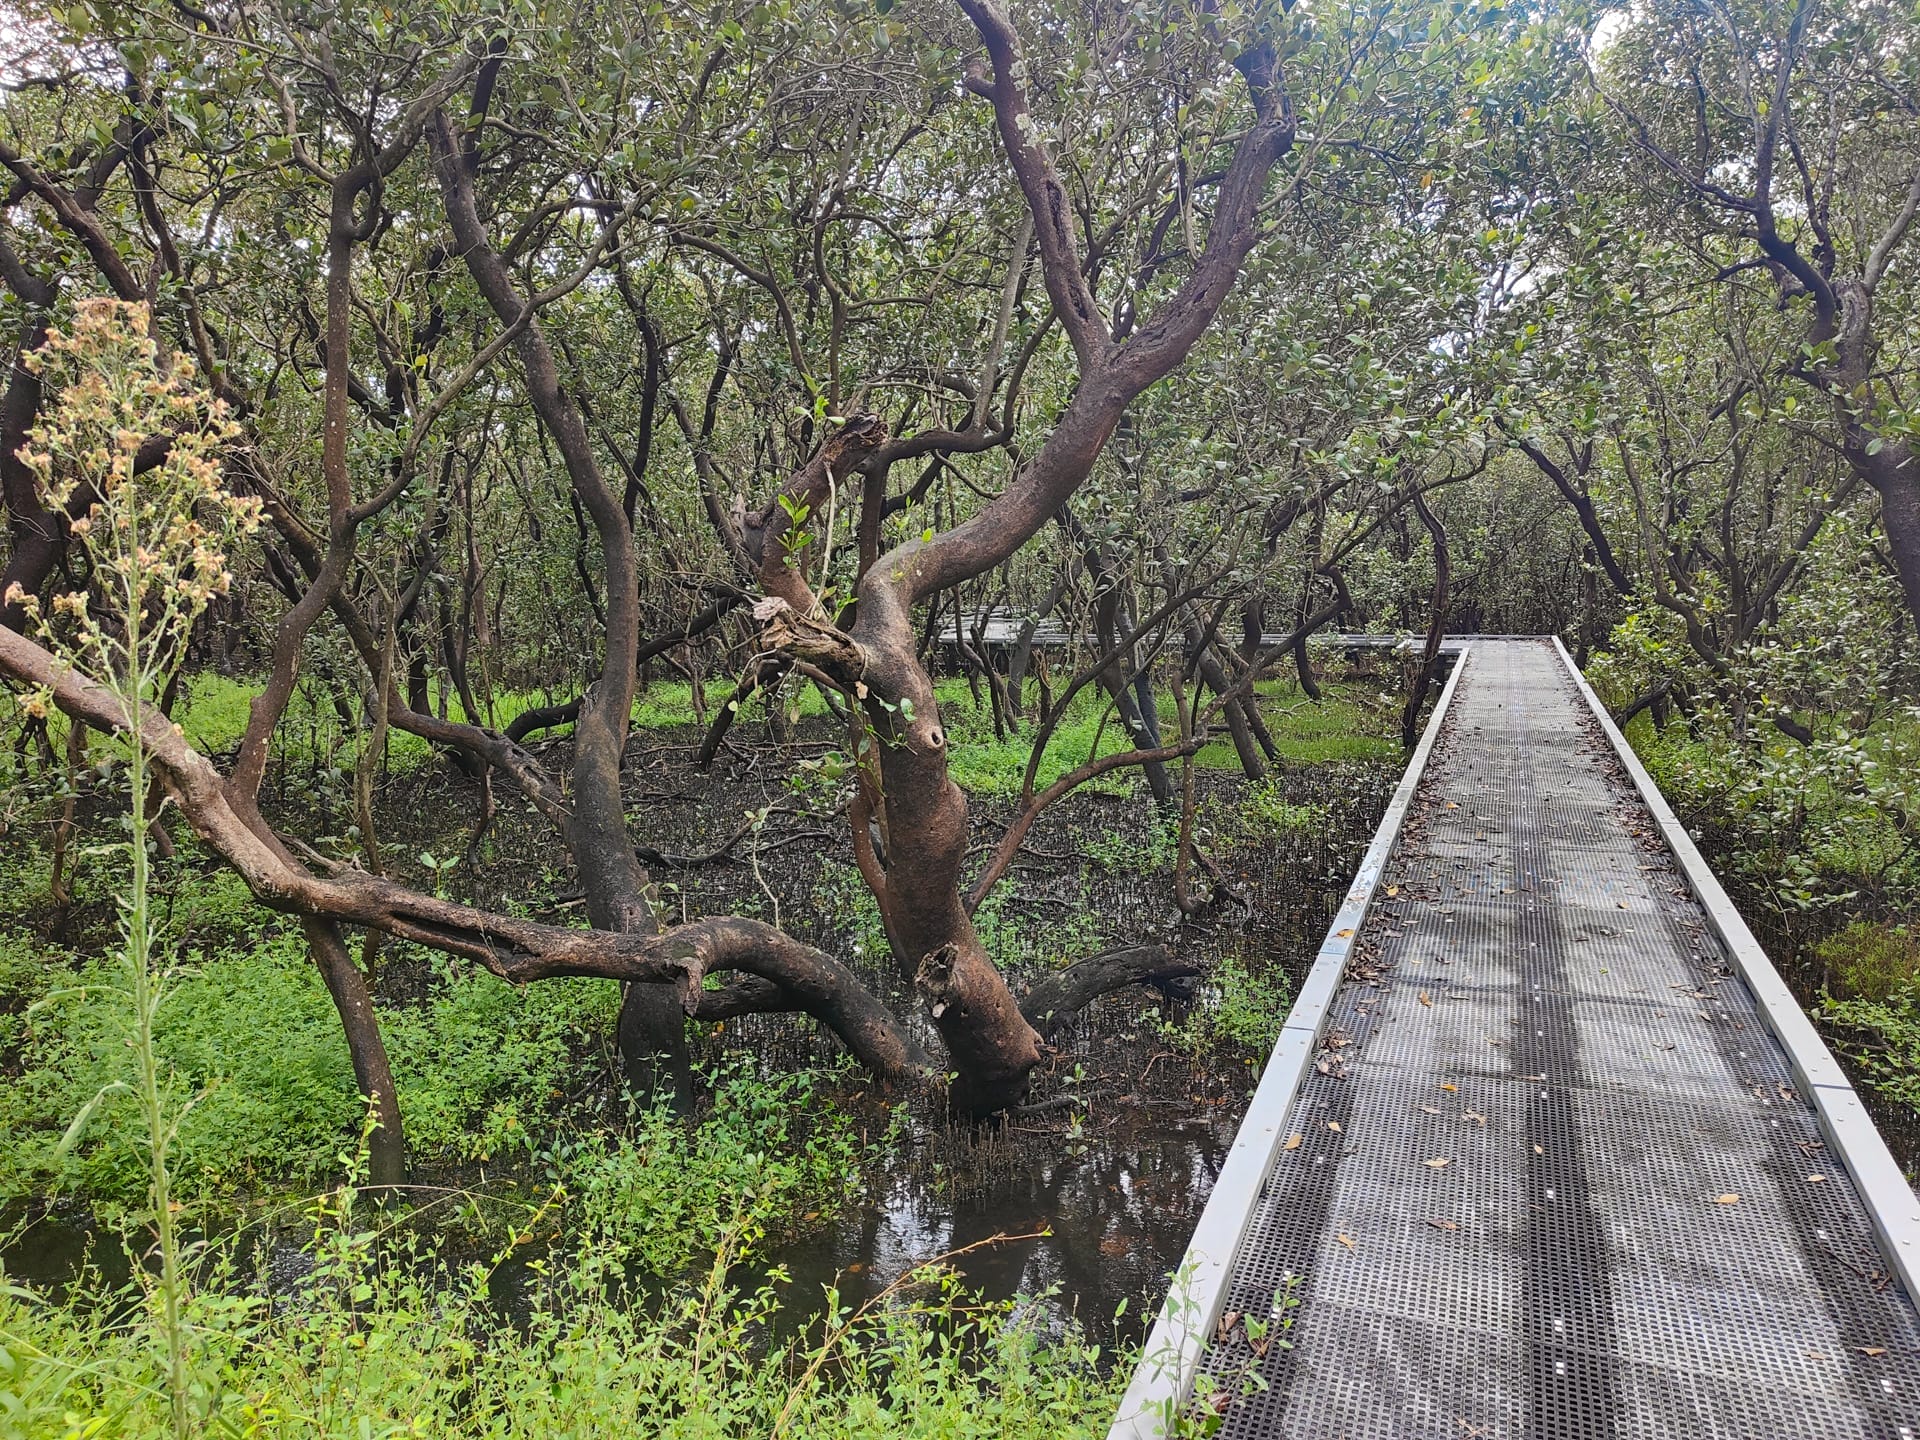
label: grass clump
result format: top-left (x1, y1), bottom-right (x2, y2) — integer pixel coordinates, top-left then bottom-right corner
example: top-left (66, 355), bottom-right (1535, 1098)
top-left (942, 705), bottom-right (1140, 800)
top-left (1166, 951), bottom-right (1290, 1059)
top-left (1822, 924), bottom-right (1920, 1122)
top-left (1204, 781), bottom-right (1330, 849)
top-left (0, 1235), bottom-right (1124, 1440)
top-left (383, 962), bottom-right (620, 1167)
top-left (1080, 817), bottom-right (1180, 875)
top-left (1821, 922), bottom-right (1920, 1004)
top-left (560, 1059), bottom-right (876, 1277)
top-left (940, 676), bottom-right (1397, 796)
top-left (1, 929), bottom-right (365, 1204)
top-left (1198, 680), bottom-right (1399, 769)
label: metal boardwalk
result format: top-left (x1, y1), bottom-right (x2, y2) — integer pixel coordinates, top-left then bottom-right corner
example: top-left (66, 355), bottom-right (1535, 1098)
top-left (1114, 639), bottom-right (1920, 1439)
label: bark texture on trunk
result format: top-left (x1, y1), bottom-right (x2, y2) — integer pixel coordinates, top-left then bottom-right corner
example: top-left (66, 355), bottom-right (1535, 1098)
top-left (307, 918), bottom-right (408, 1188)
top-left (1401, 488), bottom-right (1451, 751)
top-left (1021, 944), bottom-right (1197, 1037)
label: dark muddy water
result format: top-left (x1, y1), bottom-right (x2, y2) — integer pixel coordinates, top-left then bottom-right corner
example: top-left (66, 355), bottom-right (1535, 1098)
top-left (0, 1201), bottom-right (318, 1311)
top-left (1, 1202), bottom-right (129, 1297)
top-left (753, 1103), bottom-right (1238, 1349)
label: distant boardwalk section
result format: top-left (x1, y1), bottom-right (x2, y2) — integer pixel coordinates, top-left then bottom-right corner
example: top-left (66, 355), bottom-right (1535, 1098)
top-left (1112, 639), bottom-right (1920, 1439)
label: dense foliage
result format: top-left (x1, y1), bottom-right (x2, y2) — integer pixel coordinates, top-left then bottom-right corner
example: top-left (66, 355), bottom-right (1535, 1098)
top-left (2, 0), bottom-right (1918, 1432)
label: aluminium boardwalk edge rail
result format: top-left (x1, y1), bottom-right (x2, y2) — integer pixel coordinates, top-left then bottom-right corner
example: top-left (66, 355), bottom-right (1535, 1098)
top-left (1105, 643), bottom-right (1475, 1440)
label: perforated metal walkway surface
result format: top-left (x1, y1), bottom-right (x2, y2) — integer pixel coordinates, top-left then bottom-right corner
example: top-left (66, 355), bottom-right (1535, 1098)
top-left (1184, 641), bottom-right (1920, 1438)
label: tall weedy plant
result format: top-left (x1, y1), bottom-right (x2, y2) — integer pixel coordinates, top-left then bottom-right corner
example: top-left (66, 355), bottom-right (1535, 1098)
top-left (7, 298), bottom-right (258, 1439)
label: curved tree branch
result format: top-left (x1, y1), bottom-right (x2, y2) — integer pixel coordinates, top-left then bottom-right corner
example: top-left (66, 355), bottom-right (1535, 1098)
top-left (0, 621), bottom-right (928, 1083)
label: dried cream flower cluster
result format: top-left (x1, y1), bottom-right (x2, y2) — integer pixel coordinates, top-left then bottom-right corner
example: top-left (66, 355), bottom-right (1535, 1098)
top-left (5, 299), bottom-right (261, 701)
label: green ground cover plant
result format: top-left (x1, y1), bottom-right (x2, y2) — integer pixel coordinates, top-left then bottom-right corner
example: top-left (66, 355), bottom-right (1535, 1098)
top-left (1819, 925), bottom-right (1920, 1119)
top-left (1, 862), bottom-right (625, 1204)
top-left (0, 1094), bottom-right (1123, 1440)
top-left (8, 666), bottom-right (1394, 813)
top-left (1206, 680), bottom-right (1401, 768)
top-left (1163, 949), bottom-right (1291, 1060)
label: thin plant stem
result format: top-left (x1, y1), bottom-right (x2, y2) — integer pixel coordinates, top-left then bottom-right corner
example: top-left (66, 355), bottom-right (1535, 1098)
top-left (120, 485), bottom-right (191, 1440)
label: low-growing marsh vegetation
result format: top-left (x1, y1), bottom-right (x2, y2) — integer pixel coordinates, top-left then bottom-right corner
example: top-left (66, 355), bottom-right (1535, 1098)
top-left (0, 1077), bottom-right (1125, 1440)
top-left (0, 831), bottom-right (1130, 1438)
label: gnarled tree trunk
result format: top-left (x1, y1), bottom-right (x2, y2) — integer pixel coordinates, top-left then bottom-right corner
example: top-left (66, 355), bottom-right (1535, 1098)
top-left (754, 0), bottom-right (1297, 1114)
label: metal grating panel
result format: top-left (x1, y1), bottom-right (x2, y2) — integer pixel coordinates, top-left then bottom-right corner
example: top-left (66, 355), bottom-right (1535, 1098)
top-left (1192, 640), bottom-right (1920, 1440)
top-left (1107, 640), bottom-right (1477, 1438)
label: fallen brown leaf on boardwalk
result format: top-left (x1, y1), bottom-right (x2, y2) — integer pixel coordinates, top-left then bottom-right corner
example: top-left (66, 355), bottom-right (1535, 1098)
top-left (1462, 1110), bottom-right (1486, 1125)
top-left (1440, 1082), bottom-right (1458, 1092)
top-left (1284, 1133), bottom-right (1303, 1151)
top-left (1429, 1219), bottom-right (1459, 1231)
top-left (1857, 1347), bottom-right (1888, 1357)
top-left (1807, 1174), bottom-right (1827, 1183)
top-left (1420, 991), bottom-right (1433, 1007)
top-left (1714, 1193), bottom-right (1740, 1204)
top-left (1336, 1234), bottom-right (1355, 1250)
top-left (1426, 1157), bottom-right (1452, 1169)
top-left (1337, 927), bottom-right (1354, 938)
top-left (1327, 1121), bottom-right (1342, 1133)
top-left (1387, 885), bottom-right (1400, 897)
top-left (1421, 1105), bottom-right (1442, 1115)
